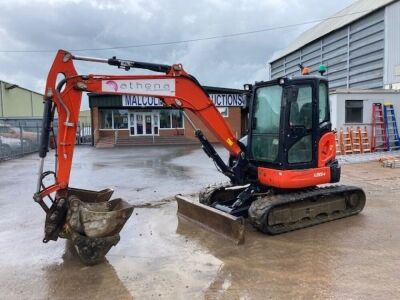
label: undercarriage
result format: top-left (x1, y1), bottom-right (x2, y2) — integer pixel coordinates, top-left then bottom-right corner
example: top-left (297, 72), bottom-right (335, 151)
top-left (197, 183), bottom-right (366, 235)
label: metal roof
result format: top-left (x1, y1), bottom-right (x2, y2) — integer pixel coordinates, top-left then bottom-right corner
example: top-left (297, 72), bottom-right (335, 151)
top-left (0, 79), bottom-right (43, 96)
top-left (270, 0), bottom-right (396, 63)
top-left (330, 88), bottom-right (400, 94)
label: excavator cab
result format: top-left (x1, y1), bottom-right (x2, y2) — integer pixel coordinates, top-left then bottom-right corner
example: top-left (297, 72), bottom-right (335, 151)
top-left (191, 75), bottom-right (364, 239)
top-left (248, 76), bottom-right (337, 174)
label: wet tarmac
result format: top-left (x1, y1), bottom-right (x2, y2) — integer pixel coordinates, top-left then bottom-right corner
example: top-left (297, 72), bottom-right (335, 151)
top-left (0, 145), bottom-right (399, 299)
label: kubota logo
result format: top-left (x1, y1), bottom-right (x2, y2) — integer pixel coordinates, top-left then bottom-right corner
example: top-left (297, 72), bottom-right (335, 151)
top-left (105, 80), bottom-right (118, 92)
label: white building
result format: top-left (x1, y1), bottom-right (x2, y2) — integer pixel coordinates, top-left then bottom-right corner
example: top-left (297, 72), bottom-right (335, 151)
top-left (329, 89), bottom-right (400, 131)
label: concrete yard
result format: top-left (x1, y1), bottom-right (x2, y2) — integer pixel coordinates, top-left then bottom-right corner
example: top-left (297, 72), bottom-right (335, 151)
top-left (0, 146), bottom-right (399, 299)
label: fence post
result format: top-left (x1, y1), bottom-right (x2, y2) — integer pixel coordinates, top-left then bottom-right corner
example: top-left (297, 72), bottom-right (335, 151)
top-left (77, 122), bottom-right (80, 145)
top-left (19, 125), bottom-right (24, 156)
top-left (36, 123), bottom-right (40, 151)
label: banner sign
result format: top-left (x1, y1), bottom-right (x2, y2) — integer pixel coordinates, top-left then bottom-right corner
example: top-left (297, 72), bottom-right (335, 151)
top-left (122, 93), bottom-right (244, 107)
top-left (102, 79), bottom-right (175, 96)
top-left (209, 94), bottom-right (244, 107)
top-left (123, 95), bottom-right (164, 107)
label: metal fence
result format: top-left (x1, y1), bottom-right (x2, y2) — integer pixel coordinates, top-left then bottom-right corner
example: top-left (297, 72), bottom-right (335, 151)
top-left (76, 122), bottom-right (92, 145)
top-left (0, 119), bottom-right (92, 161)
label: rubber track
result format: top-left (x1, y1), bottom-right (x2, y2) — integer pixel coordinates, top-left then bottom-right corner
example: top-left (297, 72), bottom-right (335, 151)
top-left (248, 185), bottom-right (366, 235)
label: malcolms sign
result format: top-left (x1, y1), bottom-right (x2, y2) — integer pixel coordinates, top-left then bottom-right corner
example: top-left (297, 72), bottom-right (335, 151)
top-left (122, 93), bottom-right (244, 107)
top-left (123, 95), bottom-right (164, 107)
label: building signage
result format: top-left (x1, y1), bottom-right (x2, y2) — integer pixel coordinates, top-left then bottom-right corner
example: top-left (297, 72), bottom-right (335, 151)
top-left (102, 79), bottom-right (176, 96)
top-left (123, 95), bottom-right (164, 107)
top-left (209, 94), bottom-right (244, 107)
top-left (122, 93), bottom-right (244, 107)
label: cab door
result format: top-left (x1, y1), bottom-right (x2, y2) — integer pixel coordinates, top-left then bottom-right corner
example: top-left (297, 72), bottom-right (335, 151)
top-left (283, 84), bottom-right (316, 169)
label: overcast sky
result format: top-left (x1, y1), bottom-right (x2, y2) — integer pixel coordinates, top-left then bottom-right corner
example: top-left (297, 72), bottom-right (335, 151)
top-left (0, 0), bottom-right (355, 108)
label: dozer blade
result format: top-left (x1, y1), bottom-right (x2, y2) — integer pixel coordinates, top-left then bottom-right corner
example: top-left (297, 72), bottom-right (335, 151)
top-left (175, 194), bottom-right (245, 244)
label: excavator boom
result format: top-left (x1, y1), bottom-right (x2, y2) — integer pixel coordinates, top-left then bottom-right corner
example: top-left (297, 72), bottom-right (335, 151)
top-left (34, 50), bottom-right (246, 263)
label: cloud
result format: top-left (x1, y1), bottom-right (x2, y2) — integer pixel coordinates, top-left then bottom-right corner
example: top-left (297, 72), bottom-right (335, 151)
top-left (0, 0), bottom-right (354, 109)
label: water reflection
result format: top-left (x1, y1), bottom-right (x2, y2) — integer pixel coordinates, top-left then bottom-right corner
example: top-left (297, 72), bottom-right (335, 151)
top-left (176, 214), bottom-right (366, 299)
top-left (43, 242), bottom-right (133, 300)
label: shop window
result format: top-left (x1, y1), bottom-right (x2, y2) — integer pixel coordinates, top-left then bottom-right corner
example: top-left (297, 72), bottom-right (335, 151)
top-left (171, 110), bottom-right (183, 128)
top-left (100, 109), bottom-right (128, 129)
top-left (113, 110), bottom-right (128, 129)
top-left (160, 110), bottom-right (171, 128)
top-left (100, 110), bottom-right (113, 129)
top-left (159, 110), bottom-right (184, 129)
top-left (218, 107), bottom-right (229, 118)
top-left (345, 100), bottom-right (363, 123)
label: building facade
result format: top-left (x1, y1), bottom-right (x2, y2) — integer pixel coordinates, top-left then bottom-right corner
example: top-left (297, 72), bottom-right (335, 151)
top-left (0, 80), bottom-right (44, 125)
top-left (89, 86), bottom-right (246, 147)
top-left (269, 0), bottom-right (400, 90)
top-left (268, 0), bottom-right (400, 142)
top-left (330, 89), bottom-right (400, 131)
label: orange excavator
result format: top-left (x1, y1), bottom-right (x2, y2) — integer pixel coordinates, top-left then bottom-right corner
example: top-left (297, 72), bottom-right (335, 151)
top-left (34, 50), bottom-right (366, 264)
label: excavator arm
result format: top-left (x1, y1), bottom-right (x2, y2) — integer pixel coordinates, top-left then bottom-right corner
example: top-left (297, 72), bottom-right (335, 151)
top-left (33, 50), bottom-right (246, 263)
top-left (37, 50), bottom-right (243, 201)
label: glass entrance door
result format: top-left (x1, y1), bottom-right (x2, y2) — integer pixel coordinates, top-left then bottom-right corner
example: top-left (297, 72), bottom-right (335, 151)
top-left (129, 112), bottom-right (135, 135)
top-left (144, 114), bottom-right (152, 135)
top-left (129, 112), bottom-right (157, 136)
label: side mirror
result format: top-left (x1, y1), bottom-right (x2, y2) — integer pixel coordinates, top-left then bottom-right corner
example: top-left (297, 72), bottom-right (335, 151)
top-left (284, 85), bottom-right (299, 103)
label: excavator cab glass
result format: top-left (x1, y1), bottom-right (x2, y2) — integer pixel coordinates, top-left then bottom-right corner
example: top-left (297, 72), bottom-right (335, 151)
top-left (251, 85), bottom-right (282, 162)
top-left (248, 76), bottom-right (331, 170)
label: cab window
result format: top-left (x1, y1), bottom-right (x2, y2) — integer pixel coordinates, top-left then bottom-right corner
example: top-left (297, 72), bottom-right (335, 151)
top-left (319, 82), bottom-right (329, 123)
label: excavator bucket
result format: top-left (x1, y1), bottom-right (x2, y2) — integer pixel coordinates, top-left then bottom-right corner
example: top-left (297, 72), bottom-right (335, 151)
top-left (175, 194), bottom-right (245, 244)
top-left (45, 187), bottom-right (134, 265)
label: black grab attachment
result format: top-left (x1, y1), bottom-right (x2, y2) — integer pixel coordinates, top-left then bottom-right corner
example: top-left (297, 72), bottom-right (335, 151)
top-left (107, 56), bottom-right (171, 73)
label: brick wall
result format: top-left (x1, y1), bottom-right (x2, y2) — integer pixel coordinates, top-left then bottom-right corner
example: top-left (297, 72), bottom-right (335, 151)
top-left (159, 129), bottom-right (185, 136)
top-left (92, 106), bottom-right (243, 145)
top-left (91, 107), bottom-right (100, 143)
top-left (184, 107), bottom-right (242, 142)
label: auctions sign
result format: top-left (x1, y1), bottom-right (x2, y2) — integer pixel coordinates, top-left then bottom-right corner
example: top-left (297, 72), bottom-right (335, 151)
top-left (122, 93), bottom-right (244, 107)
top-left (209, 94), bottom-right (244, 107)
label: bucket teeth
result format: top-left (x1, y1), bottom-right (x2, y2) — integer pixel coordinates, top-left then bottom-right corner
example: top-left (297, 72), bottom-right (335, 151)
top-left (71, 231), bottom-right (120, 265)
